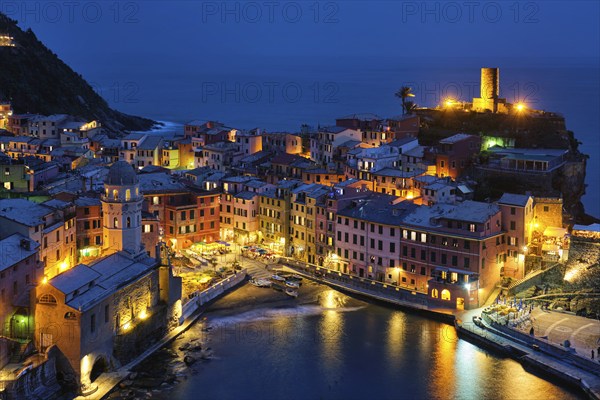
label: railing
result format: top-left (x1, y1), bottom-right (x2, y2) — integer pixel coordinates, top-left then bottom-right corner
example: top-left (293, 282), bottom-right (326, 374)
top-left (481, 313), bottom-right (600, 376)
top-left (280, 258), bottom-right (431, 309)
top-left (180, 269), bottom-right (247, 321)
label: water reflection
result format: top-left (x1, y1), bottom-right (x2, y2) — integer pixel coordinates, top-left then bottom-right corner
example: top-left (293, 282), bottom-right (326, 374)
top-left (385, 312), bottom-right (406, 371)
top-left (317, 290), bottom-right (345, 370)
top-left (427, 324), bottom-right (458, 399)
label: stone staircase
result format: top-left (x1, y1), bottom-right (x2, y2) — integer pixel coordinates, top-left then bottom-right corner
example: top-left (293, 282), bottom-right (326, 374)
top-left (9, 341), bottom-right (29, 363)
top-left (243, 263), bottom-right (272, 280)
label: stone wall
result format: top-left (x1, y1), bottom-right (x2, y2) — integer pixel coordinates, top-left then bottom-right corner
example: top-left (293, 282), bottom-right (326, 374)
top-left (473, 159), bottom-right (587, 221)
top-left (0, 357), bottom-right (60, 400)
top-left (113, 305), bottom-right (168, 364)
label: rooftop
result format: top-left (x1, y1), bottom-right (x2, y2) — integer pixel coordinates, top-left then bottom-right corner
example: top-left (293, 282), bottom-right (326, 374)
top-left (50, 252), bottom-right (158, 312)
top-left (138, 172), bottom-right (186, 193)
top-left (0, 199), bottom-right (52, 226)
top-left (0, 233), bottom-right (40, 272)
top-left (487, 146), bottom-right (568, 157)
top-left (74, 197), bottom-right (102, 207)
top-left (388, 137), bottom-right (419, 147)
top-left (497, 193), bottom-right (532, 207)
top-left (439, 133), bottom-right (476, 144)
top-left (137, 135), bottom-right (163, 151)
top-left (318, 126), bottom-right (348, 134)
top-left (372, 168), bottom-right (424, 178)
top-left (337, 113), bottom-right (383, 121)
top-left (403, 200), bottom-right (500, 228)
top-left (337, 193), bottom-right (417, 225)
top-left (106, 161), bottom-right (138, 186)
top-left (234, 191), bottom-right (258, 200)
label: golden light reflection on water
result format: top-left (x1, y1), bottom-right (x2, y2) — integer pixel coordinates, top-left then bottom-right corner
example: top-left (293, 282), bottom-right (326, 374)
top-left (428, 324), bottom-right (458, 399)
top-left (385, 312), bottom-right (406, 371)
top-left (318, 290), bottom-right (345, 370)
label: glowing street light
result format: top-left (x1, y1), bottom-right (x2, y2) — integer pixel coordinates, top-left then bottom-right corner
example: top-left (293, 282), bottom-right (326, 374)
top-left (444, 98), bottom-right (456, 108)
top-left (515, 102), bottom-right (526, 112)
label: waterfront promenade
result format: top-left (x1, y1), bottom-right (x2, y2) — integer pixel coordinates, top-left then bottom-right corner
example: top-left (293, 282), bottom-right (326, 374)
top-left (277, 257), bottom-right (600, 399)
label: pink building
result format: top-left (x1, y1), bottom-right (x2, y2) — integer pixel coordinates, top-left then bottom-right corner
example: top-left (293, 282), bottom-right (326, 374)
top-left (335, 195), bottom-right (505, 309)
top-left (0, 234), bottom-right (42, 340)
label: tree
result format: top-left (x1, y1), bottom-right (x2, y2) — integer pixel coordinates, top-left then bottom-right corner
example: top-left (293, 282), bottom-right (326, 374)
top-left (404, 101), bottom-right (417, 115)
top-left (395, 86), bottom-right (415, 115)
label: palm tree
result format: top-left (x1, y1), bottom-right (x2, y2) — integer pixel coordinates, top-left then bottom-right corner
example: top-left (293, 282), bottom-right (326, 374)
top-left (395, 86), bottom-right (415, 115)
top-left (404, 101), bottom-right (417, 115)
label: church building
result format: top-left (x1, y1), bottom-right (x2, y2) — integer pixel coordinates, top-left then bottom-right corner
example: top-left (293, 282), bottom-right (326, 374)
top-left (33, 162), bottom-right (182, 395)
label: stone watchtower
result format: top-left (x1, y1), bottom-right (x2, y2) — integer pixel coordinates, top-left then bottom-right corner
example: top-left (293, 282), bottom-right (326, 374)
top-left (101, 161), bottom-right (144, 256)
top-left (472, 67), bottom-right (508, 113)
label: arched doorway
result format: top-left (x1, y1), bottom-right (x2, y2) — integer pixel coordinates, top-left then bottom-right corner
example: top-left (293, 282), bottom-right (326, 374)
top-left (10, 307), bottom-right (31, 339)
top-left (90, 357), bottom-right (108, 383)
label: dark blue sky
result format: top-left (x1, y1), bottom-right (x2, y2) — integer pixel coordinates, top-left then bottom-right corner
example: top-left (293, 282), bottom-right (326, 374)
top-left (4, 1), bottom-right (600, 216)
top-left (7, 1), bottom-right (599, 74)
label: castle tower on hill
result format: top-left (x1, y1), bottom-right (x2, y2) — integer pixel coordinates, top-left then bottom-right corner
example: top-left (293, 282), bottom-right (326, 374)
top-left (472, 67), bottom-right (509, 113)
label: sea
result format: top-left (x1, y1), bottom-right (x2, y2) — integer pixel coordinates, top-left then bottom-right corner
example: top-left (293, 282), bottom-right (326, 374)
top-left (98, 61), bottom-right (600, 219)
top-left (127, 284), bottom-right (583, 400)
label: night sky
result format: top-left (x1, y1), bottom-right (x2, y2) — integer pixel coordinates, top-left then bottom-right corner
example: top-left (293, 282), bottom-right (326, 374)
top-left (6, 1), bottom-right (598, 74)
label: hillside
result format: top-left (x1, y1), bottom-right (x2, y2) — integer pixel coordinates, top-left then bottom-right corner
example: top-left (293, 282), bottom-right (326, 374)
top-left (0, 13), bottom-right (155, 133)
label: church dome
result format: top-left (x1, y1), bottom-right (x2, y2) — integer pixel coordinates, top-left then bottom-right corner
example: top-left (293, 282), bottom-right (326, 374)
top-left (105, 161), bottom-right (138, 186)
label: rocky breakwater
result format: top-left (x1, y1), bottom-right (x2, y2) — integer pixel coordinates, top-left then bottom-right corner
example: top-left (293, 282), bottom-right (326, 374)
top-left (107, 331), bottom-right (214, 400)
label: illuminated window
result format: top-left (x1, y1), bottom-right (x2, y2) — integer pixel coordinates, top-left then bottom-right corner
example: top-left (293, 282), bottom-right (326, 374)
top-left (65, 312), bottom-right (77, 320)
top-left (113, 189), bottom-right (119, 200)
top-left (441, 289), bottom-right (451, 301)
top-left (153, 196), bottom-right (159, 205)
top-left (114, 217), bottom-right (119, 228)
top-left (125, 189), bottom-right (131, 201)
top-left (432, 289), bottom-right (439, 298)
top-left (39, 294), bottom-right (57, 304)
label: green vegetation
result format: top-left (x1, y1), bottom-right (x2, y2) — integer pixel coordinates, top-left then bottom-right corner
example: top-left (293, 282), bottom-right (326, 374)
top-left (0, 13), bottom-right (154, 132)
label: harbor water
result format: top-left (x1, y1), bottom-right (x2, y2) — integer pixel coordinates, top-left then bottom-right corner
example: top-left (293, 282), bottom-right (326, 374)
top-left (127, 282), bottom-right (583, 400)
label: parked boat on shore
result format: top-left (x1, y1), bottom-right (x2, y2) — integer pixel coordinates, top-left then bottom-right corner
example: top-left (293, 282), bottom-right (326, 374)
top-left (285, 280), bottom-right (300, 289)
top-left (250, 278), bottom-right (272, 288)
top-left (285, 288), bottom-right (298, 298)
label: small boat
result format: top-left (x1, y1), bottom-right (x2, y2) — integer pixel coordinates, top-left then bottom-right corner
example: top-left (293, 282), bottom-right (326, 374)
top-left (250, 278), bottom-right (272, 288)
top-left (271, 274), bottom-right (286, 282)
top-left (288, 274), bottom-right (303, 281)
top-left (285, 280), bottom-right (300, 289)
top-left (271, 282), bottom-right (285, 292)
top-left (285, 288), bottom-right (298, 298)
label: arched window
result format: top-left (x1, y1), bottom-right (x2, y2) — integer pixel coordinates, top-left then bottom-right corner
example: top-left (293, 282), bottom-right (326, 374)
top-left (114, 217), bottom-right (119, 228)
top-left (441, 289), bottom-right (451, 301)
top-left (113, 189), bottom-right (119, 200)
top-left (127, 217), bottom-right (131, 228)
top-left (136, 188), bottom-right (139, 196)
top-left (39, 294), bottom-right (57, 304)
top-left (105, 189), bottom-right (109, 197)
top-left (431, 289), bottom-right (439, 298)
top-left (64, 312), bottom-right (77, 320)
top-left (125, 189), bottom-right (131, 201)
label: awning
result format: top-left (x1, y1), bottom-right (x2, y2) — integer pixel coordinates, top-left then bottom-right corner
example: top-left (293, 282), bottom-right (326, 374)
top-left (433, 266), bottom-right (477, 275)
top-left (458, 185), bottom-right (473, 194)
top-left (543, 226), bottom-right (567, 237)
top-left (542, 243), bottom-right (560, 252)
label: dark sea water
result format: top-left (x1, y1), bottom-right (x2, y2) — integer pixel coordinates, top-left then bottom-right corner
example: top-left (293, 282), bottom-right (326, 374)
top-left (137, 284), bottom-right (582, 400)
top-left (99, 61), bottom-right (600, 219)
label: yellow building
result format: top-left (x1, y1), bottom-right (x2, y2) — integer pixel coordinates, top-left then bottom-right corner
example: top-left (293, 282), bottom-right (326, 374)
top-left (258, 180), bottom-right (302, 255)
